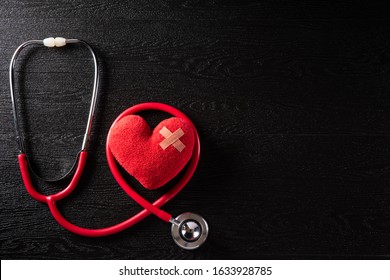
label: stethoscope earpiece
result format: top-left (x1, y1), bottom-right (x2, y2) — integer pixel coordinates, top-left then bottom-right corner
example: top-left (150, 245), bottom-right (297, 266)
top-left (171, 212), bottom-right (208, 250)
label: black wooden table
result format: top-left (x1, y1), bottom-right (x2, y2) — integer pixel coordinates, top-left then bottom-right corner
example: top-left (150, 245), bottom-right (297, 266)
top-left (1, 1), bottom-right (390, 259)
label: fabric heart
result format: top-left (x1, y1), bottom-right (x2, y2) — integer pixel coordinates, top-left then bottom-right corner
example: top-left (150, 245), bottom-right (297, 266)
top-left (108, 115), bottom-right (195, 190)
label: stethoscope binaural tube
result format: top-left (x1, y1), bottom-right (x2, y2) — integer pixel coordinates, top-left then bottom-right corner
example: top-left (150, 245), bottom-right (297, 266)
top-left (9, 38), bottom-right (100, 154)
top-left (10, 37), bottom-right (99, 200)
top-left (10, 38), bottom-right (208, 250)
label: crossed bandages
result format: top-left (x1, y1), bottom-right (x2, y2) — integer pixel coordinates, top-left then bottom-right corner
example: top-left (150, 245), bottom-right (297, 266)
top-left (159, 126), bottom-right (185, 152)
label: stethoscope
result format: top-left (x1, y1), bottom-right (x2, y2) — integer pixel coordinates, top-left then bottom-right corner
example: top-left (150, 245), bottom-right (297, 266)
top-left (9, 37), bottom-right (208, 250)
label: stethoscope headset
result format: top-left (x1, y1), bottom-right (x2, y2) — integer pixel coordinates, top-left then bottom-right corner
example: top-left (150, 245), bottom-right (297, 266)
top-left (9, 37), bottom-right (208, 250)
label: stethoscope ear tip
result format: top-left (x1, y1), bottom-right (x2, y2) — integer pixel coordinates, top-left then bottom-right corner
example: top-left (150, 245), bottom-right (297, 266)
top-left (171, 212), bottom-right (208, 250)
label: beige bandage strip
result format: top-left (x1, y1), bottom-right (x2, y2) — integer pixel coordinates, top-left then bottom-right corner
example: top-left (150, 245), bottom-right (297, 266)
top-left (159, 126), bottom-right (186, 152)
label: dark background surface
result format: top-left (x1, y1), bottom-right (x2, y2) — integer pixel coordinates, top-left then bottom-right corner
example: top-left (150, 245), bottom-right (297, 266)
top-left (1, 1), bottom-right (390, 259)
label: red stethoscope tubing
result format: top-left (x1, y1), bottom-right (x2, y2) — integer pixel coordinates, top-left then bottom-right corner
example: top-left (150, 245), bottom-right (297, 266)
top-left (18, 102), bottom-right (200, 237)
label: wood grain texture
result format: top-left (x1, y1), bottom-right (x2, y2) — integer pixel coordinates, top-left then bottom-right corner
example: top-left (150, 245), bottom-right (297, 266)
top-left (1, 1), bottom-right (390, 259)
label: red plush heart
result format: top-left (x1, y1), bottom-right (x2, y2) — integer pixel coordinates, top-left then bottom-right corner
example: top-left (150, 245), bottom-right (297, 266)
top-left (107, 115), bottom-right (195, 190)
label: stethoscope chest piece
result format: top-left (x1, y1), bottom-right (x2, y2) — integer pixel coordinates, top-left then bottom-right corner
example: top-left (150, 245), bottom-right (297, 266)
top-left (171, 212), bottom-right (208, 250)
